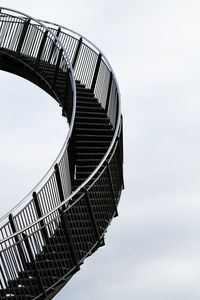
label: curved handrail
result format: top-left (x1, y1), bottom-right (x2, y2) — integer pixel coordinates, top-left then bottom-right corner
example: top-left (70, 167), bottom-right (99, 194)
top-left (0, 134), bottom-right (121, 244)
top-left (0, 8), bottom-right (122, 242)
top-left (39, 20), bottom-right (122, 189)
top-left (0, 7), bottom-right (77, 223)
top-left (0, 9), bottom-right (123, 298)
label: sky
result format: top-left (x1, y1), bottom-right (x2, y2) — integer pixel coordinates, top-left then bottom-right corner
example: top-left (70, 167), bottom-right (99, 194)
top-left (1, 0), bottom-right (200, 299)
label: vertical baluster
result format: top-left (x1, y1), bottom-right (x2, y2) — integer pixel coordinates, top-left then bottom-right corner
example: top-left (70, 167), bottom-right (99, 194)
top-left (53, 48), bottom-right (63, 88)
top-left (36, 30), bottom-right (48, 67)
top-left (32, 192), bottom-right (49, 244)
top-left (0, 254), bottom-right (8, 290)
top-left (91, 53), bottom-right (102, 92)
top-left (72, 37), bottom-right (82, 69)
top-left (54, 163), bottom-right (65, 209)
top-left (9, 214), bottom-right (27, 269)
top-left (105, 72), bottom-right (113, 113)
top-left (16, 18), bottom-right (30, 55)
top-left (48, 27), bottom-right (61, 63)
top-left (106, 162), bottom-right (118, 217)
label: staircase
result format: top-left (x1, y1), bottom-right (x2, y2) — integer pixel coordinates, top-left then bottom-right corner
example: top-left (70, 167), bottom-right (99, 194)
top-left (0, 8), bottom-right (124, 299)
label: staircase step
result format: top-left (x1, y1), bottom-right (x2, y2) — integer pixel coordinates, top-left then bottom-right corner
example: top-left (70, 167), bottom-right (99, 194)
top-left (0, 286), bottom-right (38, 297)
top-left (0, 295), bottom-right (33, 299)
top-left (36, 249), bottom-right (72, 262)
top-left (76, 111), bottom-right (107, 118)
top-left (76, 158), bottom-right (101, 165)
top-left (76, 146), bottom-right (108, 153)
top-left (75, 128), bottom-right (113, 136)
top-left (76, 152), bottom-right (104, 159)
top-left (77, 91), bottom-right (94, 98)
top-left (75, 122), bottom-right (112, 129)
top-left (76, 95), bottom-right (99, 102)
top-left (76, 134), bottom-right (112, 141)
top-left (76, 165), bottom-right (99, 171)
top-left (76, 171), bottom-right (101, 179)
top-left (75, 140), bottom-right (111, 147)
top-left (19, 265), bottom-right (69, 279)
top-left (75, 115), bottom-right (110, 123)
top-left (76, 100), bottom-right (101, 108)
top-left (76, 105), bottom-right (105, 113)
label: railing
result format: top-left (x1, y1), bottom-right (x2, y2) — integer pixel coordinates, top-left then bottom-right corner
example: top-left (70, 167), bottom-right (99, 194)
top-left (0, 7), bottom-right (123, 298)
top-left (0, 9), bottom-right (76, 227)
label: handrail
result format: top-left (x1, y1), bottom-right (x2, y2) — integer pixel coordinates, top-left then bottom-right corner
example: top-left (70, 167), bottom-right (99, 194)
top-left (0, 9), bottom-right (123, 298)
top-left (0, 7), bottom-right (77, 223)
top-left (0, 8), bottom-right (122, 242)
top-left (0, 134), bottom-right (121, 244)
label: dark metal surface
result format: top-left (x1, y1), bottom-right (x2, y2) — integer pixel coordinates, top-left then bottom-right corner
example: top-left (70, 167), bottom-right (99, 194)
top-left (0, 8), bottom-right (124, 299)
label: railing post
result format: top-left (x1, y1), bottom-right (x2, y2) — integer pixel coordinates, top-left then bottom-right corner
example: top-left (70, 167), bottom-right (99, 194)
top-left (117, 119), bottom-right (124, 189)
top-left (84, 188), bottom-right (100, 240)
top-left (72, 37), bottom-right (82, 69)
top-left (9, 214), bottom-right (27, 269)
top-left (117, 136), bottom-right (124, 190)
top-left (16, 19), bottom-right (30, 55)
top-left (90, 53), bottom-right (102, 93)
top-left (106, 161), bottom-right (118, 217)
top-left (22, 233), bottom-right (45, 295)
top-left (36, 30), bottom-right (48, 67)
top-left (63, 69), bottom-right (73, 122)
top-left (54, 163), bottom-right (65, 209)
top-left (53, 48), bottom-right (63, 88)
top-left (32, 192), bottom-right (49, 244)
top-left (48, 27), bottom-right (61, 63)
top-left (105, 72), bottom-right (113, 113)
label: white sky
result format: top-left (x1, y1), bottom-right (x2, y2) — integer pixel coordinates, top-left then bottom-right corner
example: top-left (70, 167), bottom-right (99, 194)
top-left (1, 0), bottom-right (200, 299)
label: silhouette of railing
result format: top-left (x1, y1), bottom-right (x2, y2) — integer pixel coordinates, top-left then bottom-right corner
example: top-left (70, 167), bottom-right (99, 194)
top-left (0, 7), bottom-right (123, 299)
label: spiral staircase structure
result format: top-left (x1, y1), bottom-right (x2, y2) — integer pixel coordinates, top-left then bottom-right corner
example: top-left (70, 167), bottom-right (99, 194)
top-left (0, 8), bottom-right (124, 299)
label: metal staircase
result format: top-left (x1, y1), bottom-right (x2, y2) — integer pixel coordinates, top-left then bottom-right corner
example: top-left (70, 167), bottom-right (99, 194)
top-left (0, 8), bottom-right (124, 299)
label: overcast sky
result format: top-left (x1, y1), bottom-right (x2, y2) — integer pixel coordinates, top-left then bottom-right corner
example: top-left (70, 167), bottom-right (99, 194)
top-left (1, 0), bottom-right (200, 299)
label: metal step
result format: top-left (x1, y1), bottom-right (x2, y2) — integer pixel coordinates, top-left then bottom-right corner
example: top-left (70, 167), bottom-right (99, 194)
top-left (75, 115), bottom-right (110, 123)
top-left (75, 146), bottom-right (108, 153)
top-left (75, 128), bottom-right (113, 136)
top-left (75, 111), bottom-right (107, 118)
top-left (76, 134), bottom-right (112, 141)
top-left (75, 121), bottom-right (113, 129)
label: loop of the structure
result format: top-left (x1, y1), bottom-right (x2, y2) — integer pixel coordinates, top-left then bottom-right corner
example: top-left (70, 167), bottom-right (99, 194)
top-left (0, 7), bottom-right (124, 299)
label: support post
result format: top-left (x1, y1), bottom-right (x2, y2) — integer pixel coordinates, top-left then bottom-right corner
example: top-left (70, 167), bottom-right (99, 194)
top-left (53, 48), bottom-right (63, 88)
top-left (90, 53), bottom-right (102, 93)
top-left (54, 163), bottom-right (65, 209)
top-left (48, 27), bottom-right (61, 63)
top-left (32, 192), bottom-right (49, 244)
top-left (36, 30), bottom-right (48, 67)
top-left (117, 136), bottom-right (124, 190)
top-left (16, 19), bottom-right (30, 55)
top-left (72, 37), bottom-right (82, 69)
top-left (9, 214), bottom-right (27, 269)
top-left (63, 69), bottom-right (73, 121)
top-left (106, 161), bottom-right (118, 217)
top-left (105, 72), bottom-right (113, 113)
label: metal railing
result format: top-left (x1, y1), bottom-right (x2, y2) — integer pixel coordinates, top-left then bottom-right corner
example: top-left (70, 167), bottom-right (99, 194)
top-left (0, 7), bottom-right (123, 298)
top-left (0, 8), bottom-right (76, 227)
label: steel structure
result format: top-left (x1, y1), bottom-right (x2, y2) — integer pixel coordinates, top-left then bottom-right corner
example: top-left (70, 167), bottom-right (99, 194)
top-left (0, 8), bottom-right (124, 299)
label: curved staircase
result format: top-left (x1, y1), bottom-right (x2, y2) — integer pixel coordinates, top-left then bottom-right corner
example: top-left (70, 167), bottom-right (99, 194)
top-left (0, 8), bottom-right (124, 299)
